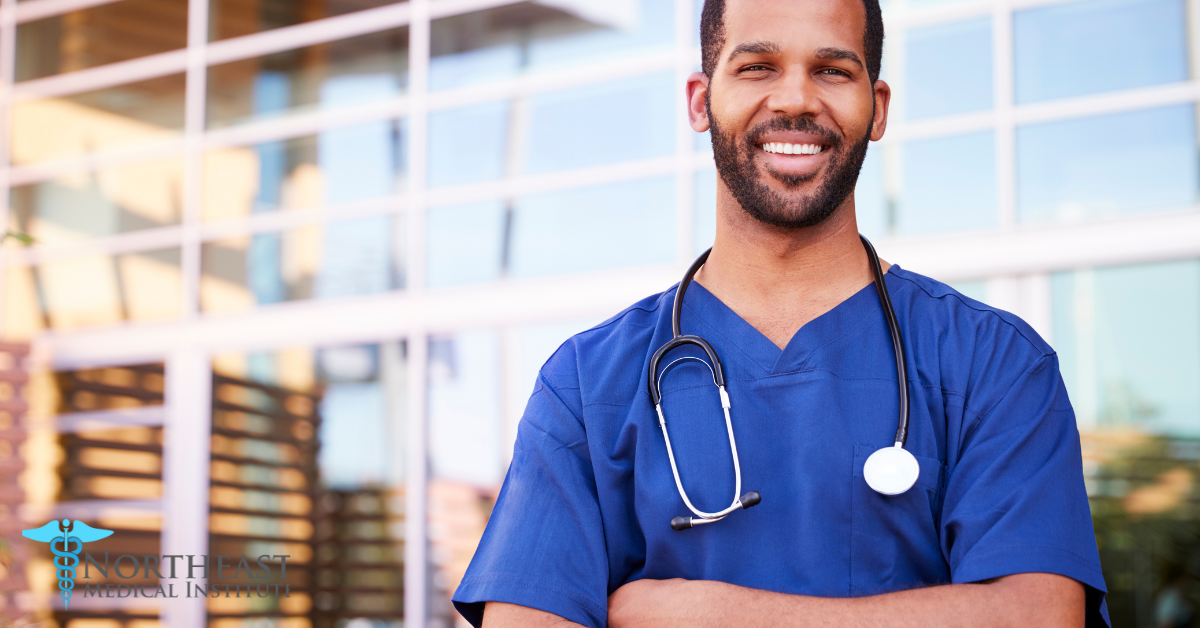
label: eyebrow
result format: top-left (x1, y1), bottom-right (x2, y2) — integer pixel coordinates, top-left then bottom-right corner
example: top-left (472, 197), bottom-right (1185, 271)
top-left (726, 40), bottom-right (781, 63)
top-left (814, 47), bottom-right (864, 70)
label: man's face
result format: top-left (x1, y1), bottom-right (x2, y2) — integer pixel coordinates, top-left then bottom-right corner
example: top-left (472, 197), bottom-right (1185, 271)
top-left (698, 0), bottom-right (887, 229)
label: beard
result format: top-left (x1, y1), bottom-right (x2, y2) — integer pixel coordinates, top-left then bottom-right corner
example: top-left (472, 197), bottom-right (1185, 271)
top-left (709, 97), bottom-right (872, 230)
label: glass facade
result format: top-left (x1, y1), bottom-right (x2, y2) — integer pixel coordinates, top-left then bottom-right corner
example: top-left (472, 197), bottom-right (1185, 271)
top-left (2, 0), bottom-right (1196, 626)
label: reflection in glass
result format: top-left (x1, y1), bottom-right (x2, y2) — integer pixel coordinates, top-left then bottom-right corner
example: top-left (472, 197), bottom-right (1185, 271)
top-left (429, 0), bottom-right (674, 91)
top-left (897, 131), bottom-right (996, 235)
top-left (427, 101), bottom-right (509, 188)
top-left (203, 119), bottom-right (405, 221)
top-left (4, 248), bottom-right (182, 336)
top-left (206, 28), bottom-right (409, 128)
top-left (9, 158), bottom-right (184, 246)
top-left (427, 330), bottom-right (502, 626)
top-left (212, 341), bottom-right (407, 625)
top-left (694, 167), bottom-right (717, 256)
top-left (15, 0), bottom-right (189, 81)
top-left (426, 200), bottom-right (506, 287)
top-left (1014, 0), bottom-right (1187, 103)
top-left (11, 74), bottom-right (186, 165)
top-left (209, 0), bottom-right (401, 41)
top-left (905, 18), bottom-right (992, 119)
top-left (855, 142), bottom-right (888, 239)
top-left (1017, 105), bottom-right (1198, 224)
top-left (200, 215), bottom-right (405, 313)
top-left (1053, 260), bottom-right (1200, 436)
top-left (510, 176), bottom-right (675, 278)
top-left (524, 73), bottom-right (675, 174)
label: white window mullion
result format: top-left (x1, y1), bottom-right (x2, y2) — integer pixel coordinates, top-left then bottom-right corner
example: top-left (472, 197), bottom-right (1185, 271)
top-left (404, 0), bottom-right (431, 625)
top-left (0, 0), bottom-right (19, 336)
top-left (994, 0), bottom-right (1017, 229)
top-left (180, 0), bottom-right (210, 321)
top-left (160, 349), bottom-right (213, 628)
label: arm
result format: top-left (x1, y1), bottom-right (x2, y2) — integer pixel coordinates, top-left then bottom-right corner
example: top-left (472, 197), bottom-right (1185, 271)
top-left (608, 573), bottom-right (1084, 628)
top-left (483, 602), bottom-right (588, 628)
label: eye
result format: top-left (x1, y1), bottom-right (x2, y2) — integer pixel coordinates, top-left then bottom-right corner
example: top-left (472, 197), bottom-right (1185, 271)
top-left (739, 64), bottom-right (771, 73)
top-left (819, 68), bottom-right (851, 78)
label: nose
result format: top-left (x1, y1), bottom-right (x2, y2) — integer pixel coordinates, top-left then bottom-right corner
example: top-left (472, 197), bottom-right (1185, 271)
top-left (766, 69), bottom-right (823, 119)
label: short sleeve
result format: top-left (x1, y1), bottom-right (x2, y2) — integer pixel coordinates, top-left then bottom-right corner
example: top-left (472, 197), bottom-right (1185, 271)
top-left (941, 354), bottom-right (1110, 627)
top-left (452, 372), bottom-right (609, 628)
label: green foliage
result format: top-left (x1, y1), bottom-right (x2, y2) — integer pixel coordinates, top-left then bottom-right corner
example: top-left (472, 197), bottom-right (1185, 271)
top-left (1, 232), bottom-right (33, 245)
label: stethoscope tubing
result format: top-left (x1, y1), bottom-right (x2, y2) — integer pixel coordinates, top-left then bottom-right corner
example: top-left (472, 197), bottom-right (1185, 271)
top-left (649, 235), bottom-right (911, 530)
top-left (860, 235), bottom-right (910, 447)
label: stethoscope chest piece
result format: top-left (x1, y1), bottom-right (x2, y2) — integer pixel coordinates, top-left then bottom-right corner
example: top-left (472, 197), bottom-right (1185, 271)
top-left (863, 445), bottom-right (920, 495)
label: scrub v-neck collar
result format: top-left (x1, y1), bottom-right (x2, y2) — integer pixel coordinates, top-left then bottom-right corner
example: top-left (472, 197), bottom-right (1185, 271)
top-left (677, 265), bottom-right (900, 377)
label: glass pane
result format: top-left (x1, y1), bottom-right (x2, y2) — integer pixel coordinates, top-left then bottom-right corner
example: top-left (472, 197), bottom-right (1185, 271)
top-left (9, 157), bottom-right (184, 247)
top-left (15, 0), bottom-right (189, 81)
top-left (429, 0), bottom-right (674, 91)
top-left (16, 362), bottom-right (166, 625)
top-left (854, 142), bottom-right (888, 239)
top-left (1017, 104), bottom-right (1198, 224)
top-left (510, 176), bottom-right (675, 278)
top-left (905, 17), bottom-right (992, 119)
top-left (200, 215), bottom-right (405, 313)
top-left (427, 101), bottom-right (509, 188)
top-left (212, 341), bottom-right (407, 625)
top-left (426, 200), bottom-right (506, 288)
top-left (11, 74), bottom-right (186, 164)
top-left (897, 131), bottom-right (996, 235)
top-left (1014, 0), bottom-right (1188, 104)
top-left (427, 329), bottom-right (502, 627)
top-left (1053, 260), bottom-right (1200, 435)
top-left (694, 167), bottom-right (716, 256)
top-left (948, 280), bottom-right (987, 303)
top-left (4, 248), bottom-right (182, 334)
top-left (206, 28), bottom-right (409, 129)
top-left (209, 0), bottom-right (402, 41)
top-left (203, 119), bottom-right (406, 221)
top-left (523, 73), bottom-right (675, 174)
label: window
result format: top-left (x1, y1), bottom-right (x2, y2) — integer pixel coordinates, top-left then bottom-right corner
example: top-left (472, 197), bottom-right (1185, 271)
top-left (1017, 105), bottom-right (1198, 224)
top-left (904, 17), bottom-right (993, 119)
top-left (1014, 0), bottom-right (1188, 103)
top-left (897, 131), bottom-right (997, 235)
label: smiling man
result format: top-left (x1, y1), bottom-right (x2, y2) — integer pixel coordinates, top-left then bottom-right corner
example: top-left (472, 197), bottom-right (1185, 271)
top-left (451, 0), bottom-right (1109, 625)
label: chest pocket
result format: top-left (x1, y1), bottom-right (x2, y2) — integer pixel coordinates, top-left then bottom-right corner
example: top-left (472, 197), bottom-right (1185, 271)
top-left (850, 444), bottom-right (950, 596)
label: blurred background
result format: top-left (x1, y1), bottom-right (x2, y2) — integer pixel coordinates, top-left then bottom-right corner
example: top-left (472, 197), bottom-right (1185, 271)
top-left (0, 0), bottom-right (1194, 626)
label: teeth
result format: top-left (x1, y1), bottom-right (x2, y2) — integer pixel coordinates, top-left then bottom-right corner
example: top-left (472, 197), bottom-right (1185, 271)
top-left (761, 142), bottom-right (823, 155)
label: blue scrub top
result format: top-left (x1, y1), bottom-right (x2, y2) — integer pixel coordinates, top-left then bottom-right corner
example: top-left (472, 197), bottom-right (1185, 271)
top-left (453, 265), bottom-right (1109, 627)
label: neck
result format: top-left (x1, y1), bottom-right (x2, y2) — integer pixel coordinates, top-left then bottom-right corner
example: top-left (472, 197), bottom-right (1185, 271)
top-left (694, 182), bottom-right (887, 349)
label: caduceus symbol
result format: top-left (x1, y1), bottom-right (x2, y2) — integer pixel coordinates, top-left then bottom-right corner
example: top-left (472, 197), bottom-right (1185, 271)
top-left (22, 519), bottom-right (113, 608)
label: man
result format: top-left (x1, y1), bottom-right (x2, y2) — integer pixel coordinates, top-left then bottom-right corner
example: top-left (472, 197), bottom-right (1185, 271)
top-left (453, 0), bottom-right (1109, 624)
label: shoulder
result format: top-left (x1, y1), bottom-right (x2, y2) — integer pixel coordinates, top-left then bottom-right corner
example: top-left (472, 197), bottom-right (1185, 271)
top-left (539, 288), bottom-right (675, 405)
top-left (885, 267), bottom-right (1061, 413)
top-left (888, 265), bottom-right (1053, 360)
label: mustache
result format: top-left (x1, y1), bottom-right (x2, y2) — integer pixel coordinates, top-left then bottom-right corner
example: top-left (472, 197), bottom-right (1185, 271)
top-left (743, 116), bottom-right (842, 149)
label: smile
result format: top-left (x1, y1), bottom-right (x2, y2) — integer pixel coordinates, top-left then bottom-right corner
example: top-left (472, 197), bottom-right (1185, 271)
top-left (760, 142), bottom-right (824, 155)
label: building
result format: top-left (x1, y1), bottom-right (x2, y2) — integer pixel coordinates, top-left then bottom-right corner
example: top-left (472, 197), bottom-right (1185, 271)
top-left (0, 0), bottom-right (1196, 626)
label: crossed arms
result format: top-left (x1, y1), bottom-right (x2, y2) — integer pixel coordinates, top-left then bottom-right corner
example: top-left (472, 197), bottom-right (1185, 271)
top-left (482, 572), bottom-right (1085, 628)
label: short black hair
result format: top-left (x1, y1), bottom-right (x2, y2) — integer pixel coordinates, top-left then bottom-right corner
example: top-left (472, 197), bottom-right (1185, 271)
top-left (700, 0), bottom-right (884, 83)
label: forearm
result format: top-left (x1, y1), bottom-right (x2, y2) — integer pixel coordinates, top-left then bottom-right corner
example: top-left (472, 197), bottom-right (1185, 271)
top-left (482, 601), bottom-right (587, 628)
top-left (608, 573), bottom-right (1085, 628)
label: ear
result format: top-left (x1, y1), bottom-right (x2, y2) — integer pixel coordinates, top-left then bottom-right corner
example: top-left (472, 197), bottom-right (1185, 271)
top-left (687, 71), bottom-right (711, 133)
top-left (870, 79), bottom-right (891, 141)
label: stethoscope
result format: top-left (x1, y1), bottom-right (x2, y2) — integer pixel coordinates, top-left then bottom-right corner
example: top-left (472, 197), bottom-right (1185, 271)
top-left (648, 235), bottom-right (919, 531)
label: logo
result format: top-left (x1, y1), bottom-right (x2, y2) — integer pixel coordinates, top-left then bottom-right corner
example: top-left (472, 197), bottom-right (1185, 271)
top-left (22, 519), bottom-right (113, 608)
